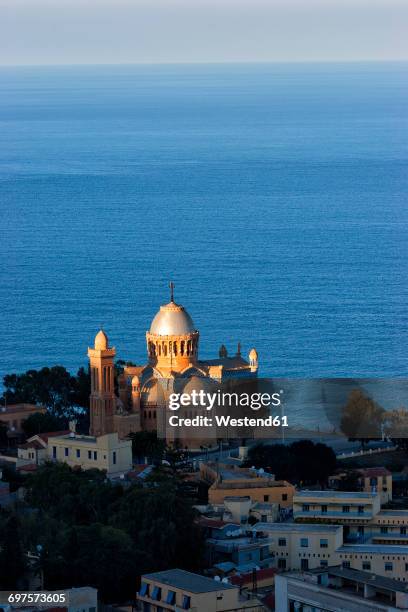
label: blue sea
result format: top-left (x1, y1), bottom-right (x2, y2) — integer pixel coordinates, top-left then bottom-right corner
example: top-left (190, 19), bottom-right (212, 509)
top-left (0, 63), bottom-right (407, 380)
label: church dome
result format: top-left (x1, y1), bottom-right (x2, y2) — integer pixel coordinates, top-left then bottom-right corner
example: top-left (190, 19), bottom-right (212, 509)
top-left (94, 329), bottom-right (109, 350)
top-left (150, 301), bottom-right (196, 336)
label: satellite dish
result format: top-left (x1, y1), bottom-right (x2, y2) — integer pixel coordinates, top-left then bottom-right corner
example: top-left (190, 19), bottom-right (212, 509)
top-left (259, 468), bottom-right (264, 474)
top-left (214, 576), bottom-right (221, 582)
top-left (221, 578), bottom-right (229, 584)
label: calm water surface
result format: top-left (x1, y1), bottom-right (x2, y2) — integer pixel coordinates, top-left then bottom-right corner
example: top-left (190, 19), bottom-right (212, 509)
top-left (0, 63), bottom-right (407, 379)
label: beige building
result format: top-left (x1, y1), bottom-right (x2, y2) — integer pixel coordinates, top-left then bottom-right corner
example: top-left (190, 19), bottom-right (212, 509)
top-left (201, 463), bottom-right (295, 509)
top-left (17, 430), bottom-right (69, 466)
top-left (294, 490), bottom-right (382, 523)
top-left (136, 568), bottom-right (264, 612)
top-left (275, 566), bottom-right (408, 611)
top-left (358, 467), bottom-right (393, 505)
top-left (47, 432), bottom-right (132, 477)
top-left (251, 522), bottom-right (408, 581)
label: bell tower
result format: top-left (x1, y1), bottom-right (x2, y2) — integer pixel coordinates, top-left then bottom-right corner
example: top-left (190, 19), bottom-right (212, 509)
top-left (88, 329), bottom-right (116, 436)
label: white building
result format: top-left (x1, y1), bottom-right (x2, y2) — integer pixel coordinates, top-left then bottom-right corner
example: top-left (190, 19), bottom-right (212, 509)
top-left (275, 566), bottom-right (408, 611)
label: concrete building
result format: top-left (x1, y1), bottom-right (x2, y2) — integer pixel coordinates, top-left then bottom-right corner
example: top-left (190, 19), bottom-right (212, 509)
top-left (201, 463), bottom-right (295, 509)
top-left (293, 489), bottom-right (408, 546)
top-left (275, 566), bottom-right (408, 611)
top-left (17, 430), bottom-right (69, 467)
top-left (251, 522), bottom-right (408, 581)
top-left (0, 404), bottom-right (46, 438)
top-left (251, 523), bottom-right (343, 572)
top-left (294, 490), bottom-right (382, 523)
top-left (195, 496), bottom-right (279, 527)
top-left (136, 568), bottom-right (264, 611)
top-left (47, 431), bottom-right (132, 477)
top-left (358, 467), bottom-right (393, 504)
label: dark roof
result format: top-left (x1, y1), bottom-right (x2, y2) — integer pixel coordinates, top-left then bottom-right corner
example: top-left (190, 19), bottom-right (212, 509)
top-left (358, 467), bottom-right (391, 477)
top-left (143, 569), bottom-right (237, 592)
top-left (230, 568), bottom-right (277, 586)
top-left (325, 566), bottom-right (408, 593)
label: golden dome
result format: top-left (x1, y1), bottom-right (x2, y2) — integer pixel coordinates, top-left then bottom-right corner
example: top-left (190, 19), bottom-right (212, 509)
top-left (150, 301), bottom-right (196, 336)
top-left (94, 329), bottom-right (109, 350)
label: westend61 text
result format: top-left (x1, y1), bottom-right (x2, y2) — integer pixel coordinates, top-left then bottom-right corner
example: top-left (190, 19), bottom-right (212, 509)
top-left (168, 390), bottom-right (282, 411)
top-left (168, 414), bottom-right (288, 427)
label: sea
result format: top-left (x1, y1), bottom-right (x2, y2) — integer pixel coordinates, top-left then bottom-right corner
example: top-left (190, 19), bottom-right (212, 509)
top-left (1, 63), bottom-right (407, 393)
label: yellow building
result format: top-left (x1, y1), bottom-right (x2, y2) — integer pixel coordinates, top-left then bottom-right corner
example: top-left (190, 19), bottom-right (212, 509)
top-left (358, 467), bottom-right (393, 505)
top-left (201, 462), bottom-right (295, 508)
top-left (46, 432), bottom-right (132, 477)
top-left (136, 568), bottom-right (264, 612)
top-left (88, 286), bottom-right (258, 449)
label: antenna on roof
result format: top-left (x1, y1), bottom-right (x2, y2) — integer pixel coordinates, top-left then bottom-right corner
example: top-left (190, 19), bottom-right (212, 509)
top-left (169, 281), bottom-right (175, 302)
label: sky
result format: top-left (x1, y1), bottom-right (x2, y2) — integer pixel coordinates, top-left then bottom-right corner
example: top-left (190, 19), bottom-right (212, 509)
top-left (0, 0), bottom-right (407, 65)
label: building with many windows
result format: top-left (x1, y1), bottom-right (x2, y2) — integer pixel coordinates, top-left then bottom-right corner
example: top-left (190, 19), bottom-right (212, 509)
top-left (275, 566), bottom-right (408, 611)
top-left (136, 568), bottom-right (264, 612)
top-left (46, 431), bottom-right (132, 478)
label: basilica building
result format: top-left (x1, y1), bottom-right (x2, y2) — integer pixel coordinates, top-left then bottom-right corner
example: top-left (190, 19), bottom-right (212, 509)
top-left (88, 287), bottom-right (258, 449)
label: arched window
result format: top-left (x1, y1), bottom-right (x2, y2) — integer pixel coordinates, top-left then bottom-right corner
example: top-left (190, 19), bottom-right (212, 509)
top-left (181, 341), bottom-right (185, 356)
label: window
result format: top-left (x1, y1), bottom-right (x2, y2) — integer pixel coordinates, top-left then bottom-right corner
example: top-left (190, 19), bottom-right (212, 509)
top-left (300, 559), bottom-right (309, 571)
top-left (401, 527), bottom-right (407, 535)
top-left (342, 506), bottom-right (350, 513)
top-left (342, 561), bottom-right (350, 569)
top-left (321, 505), bottom-right (327, 513)
top-left (181, 595), bottom-right (191, 610)
top-left (320, 560), bottom-right (328, 567)
top-left (88, 450), bottom-right (92, 460)
top-left (302, 504), bottom-right (310, 512)
top-left (358, 506), bottom-right (364, 514)
top-left (381, 526), bottom-right (388, 534)
top-left (278, 558), bottom-right (286, 569)
top-left (385, 562), bottom-right (393, 572)
top-left (93, 451), bottom-right (97, 460)
top-left (151, 586), bottom-right (161, 601)
top-left (320, 539), bottom-right (328, 549)
top-left (300, 538), bottom-right (308, 548)
top-left (261, 514), bottom-right (267, 522)
top-left (139, 582), bottom-right (149, 597)
top-left (282, 493), bottom-right (287, 501)
top-left (64, 447), bottom-right (69, 457)
top-left (52, 446), bottom-right (57, 459)
top-left (76, 449), bottom-right (80, 458)
top-left (362, 561), bottom-right (371, 571)
top-left (278, 538), bottom-right (286, 547)
top-left (113, 451), bottom-right (117, 465)
top-left (264, 495), bottom-right (269, 502)
top-left (405, 563), bottom-right (408, 572)
top-left (166, 591), bottom-right (176, 605)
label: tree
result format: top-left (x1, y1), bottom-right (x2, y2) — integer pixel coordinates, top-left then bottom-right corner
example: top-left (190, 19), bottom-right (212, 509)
top-left (244, 440), bottom-right (336, 485)
top-left (128, 431), bottom-right (166, 463)
top-left (0, 420), bottom-right (8, 447)
top-left (2, 366), bottom-right (91, 417)
top-left (22, 412), bottom-right (67, 438)
top-left (340, 389), bottom-right (385, 447)
top-left (0, 513), bottom-right (26, 589)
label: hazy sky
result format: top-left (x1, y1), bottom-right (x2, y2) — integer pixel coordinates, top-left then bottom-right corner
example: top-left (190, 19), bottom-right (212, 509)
top-left (0, 0), bottom-right (407, 65)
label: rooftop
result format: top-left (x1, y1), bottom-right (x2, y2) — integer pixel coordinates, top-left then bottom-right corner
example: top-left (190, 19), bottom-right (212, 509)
top-left (358, 467), bottom-right (392, 477)
top-left (0, 403), bottom-right (46, 415)
top-left (338, 544), bottom-right (408, 554)
top-left (252, 522), bottom-right (341, 533)
top-left (309, 565), bottom-right (408, 593)
top-left (295, 490), bottom-right (377, 499)
top-left (142, 569), bottom-right (237, 593)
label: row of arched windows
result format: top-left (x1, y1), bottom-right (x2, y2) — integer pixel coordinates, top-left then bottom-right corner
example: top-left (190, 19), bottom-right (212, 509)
top-left (147, 337), bottom-right (198, 359)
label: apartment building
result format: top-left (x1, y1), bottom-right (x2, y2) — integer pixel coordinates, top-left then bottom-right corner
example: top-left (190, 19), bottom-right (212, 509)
top-left (275, 566), bottom-right (408, 611)
top-left (136, 568), bottom-right (264, 612)
top-left (47, 431), bottom-right (132, 477)
top-left (293, 490), bottom-right (381, 523)
top-left (201, 462), bottom-right (295, 508)
top-left (251, 522), bottom-right (408, 581)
